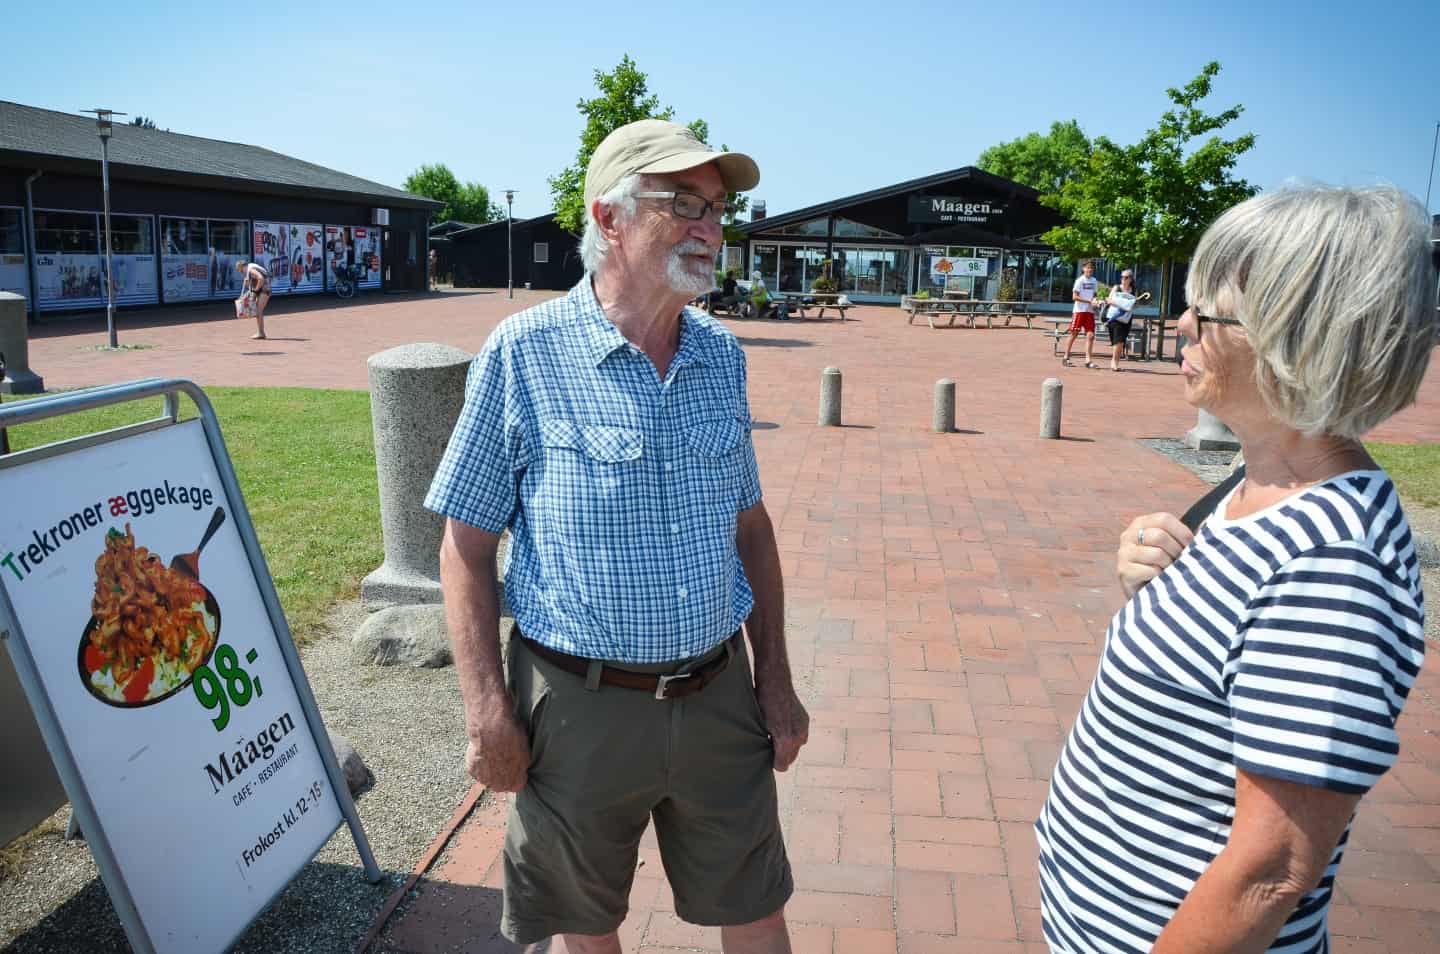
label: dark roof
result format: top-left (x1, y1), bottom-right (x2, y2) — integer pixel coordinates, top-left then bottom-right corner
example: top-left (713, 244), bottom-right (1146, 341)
top-left (450, 212), bottom-right (573, 240)
top-left (737, 166), bottom-right (1039, 235)
top-left (0, 101), bottom-right (441, 209)
top-left (430, 219), bottom-right (481, 235)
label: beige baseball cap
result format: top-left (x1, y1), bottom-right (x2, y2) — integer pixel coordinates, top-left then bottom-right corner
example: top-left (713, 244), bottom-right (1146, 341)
top-left (584, 119), bottom-right (760, 209)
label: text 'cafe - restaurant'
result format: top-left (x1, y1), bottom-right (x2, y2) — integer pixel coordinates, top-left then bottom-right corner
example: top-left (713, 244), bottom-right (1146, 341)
top-left (0, 100), bottom-right (440, 316)
top-left (732, 166), bottom-right (1164, 313)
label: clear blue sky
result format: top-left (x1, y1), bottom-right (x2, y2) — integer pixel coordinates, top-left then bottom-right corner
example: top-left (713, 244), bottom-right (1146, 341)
top-left (4, 0), bottom-right (1437, 221)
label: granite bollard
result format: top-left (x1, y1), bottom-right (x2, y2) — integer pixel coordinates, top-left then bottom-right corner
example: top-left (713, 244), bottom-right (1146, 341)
top-left (1040, 377), bottom-right (1063, 439)
top-left (1186, 408), bottom-right (1241, 451)
top-left (933, 378), bottom-right (955, 433)
top-left (361, 343), bottom-right (471, 607)
top-left (819, 367), bottom-right (842, 426)
top-left (0, 292), bottom-right (44, 394)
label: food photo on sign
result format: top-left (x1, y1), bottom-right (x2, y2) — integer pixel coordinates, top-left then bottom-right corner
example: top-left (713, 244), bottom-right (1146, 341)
top-left (78, 509), bottom-right (226, 707)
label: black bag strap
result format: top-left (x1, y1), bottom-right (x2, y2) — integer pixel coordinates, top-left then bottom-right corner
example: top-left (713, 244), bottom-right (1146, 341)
top-left (1181, 464), bottom-right (1245, 533)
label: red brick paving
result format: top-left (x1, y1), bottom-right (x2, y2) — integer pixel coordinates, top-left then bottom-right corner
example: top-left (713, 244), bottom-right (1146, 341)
top-left (26, 293), bottom-right (1440, 952)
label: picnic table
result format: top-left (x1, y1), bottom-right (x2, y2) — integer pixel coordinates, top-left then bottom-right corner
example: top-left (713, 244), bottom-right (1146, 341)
top-left (902, 297), bottom-right (1037, 330)
top-left (781, 292), bottom-right (851, 321)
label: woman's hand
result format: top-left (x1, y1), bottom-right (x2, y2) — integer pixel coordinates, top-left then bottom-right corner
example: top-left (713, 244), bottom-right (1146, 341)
top-left (1118, 513), bottom-right (1194, 599)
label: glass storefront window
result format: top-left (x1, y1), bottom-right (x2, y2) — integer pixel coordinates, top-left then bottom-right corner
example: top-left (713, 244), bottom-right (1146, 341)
top-left (1131, 263), bottom-right (1161, 304)
top-left (833, 218), bottom-right (900, 239)
top-left (161, 218), bottom-right (207, 255)
top-left (721, 245), bottom-right (743, 276)
top-left (832, 247), bottom-right (909, 296)
top-left (34, 211), bottom-right (98, 254)
top-left (1021, 252), bottom-right (1079, 303)
top-left (750, 243), bottom-right (778, 287)
top-left (1001, 253), bottom-right (1022, 300)
top-left (1052, 259), bottom-right (1077, 303)
top-left (110, 215), bottom-right (154, 254)
top-left (209, 220), bottom-right (248, 255)
top-left (778, 244), bottom-right (827, 293)
top-left (774, 218), bottom-right (829, 237)
top-left (0, 208), bottom-right (24, 254)
top-left (887, 250), bottom-right (911, 296)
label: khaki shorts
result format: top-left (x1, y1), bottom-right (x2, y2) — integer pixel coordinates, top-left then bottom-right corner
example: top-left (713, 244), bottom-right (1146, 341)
top-left (500, 632), bottom-right (792, 943)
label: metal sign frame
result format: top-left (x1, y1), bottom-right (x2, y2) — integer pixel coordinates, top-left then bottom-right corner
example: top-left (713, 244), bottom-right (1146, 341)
top-left (0, 378), bottom-right (381, 954)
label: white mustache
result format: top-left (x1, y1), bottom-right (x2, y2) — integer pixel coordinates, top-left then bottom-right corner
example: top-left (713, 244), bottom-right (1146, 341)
top-left (672, 240), bottom-right (716, 259)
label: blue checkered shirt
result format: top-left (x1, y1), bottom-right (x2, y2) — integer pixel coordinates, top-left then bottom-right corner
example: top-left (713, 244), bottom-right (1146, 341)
top-left (424, 278), bottom-right (763, 663)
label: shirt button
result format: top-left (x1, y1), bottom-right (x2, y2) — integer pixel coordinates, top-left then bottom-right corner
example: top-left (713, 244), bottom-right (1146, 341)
top-left (670, 522), bottom-right (680, 534)
top-left (664, 461), bottom-right (673, 472)
top-left (677, 586), bottom-right (688, 600)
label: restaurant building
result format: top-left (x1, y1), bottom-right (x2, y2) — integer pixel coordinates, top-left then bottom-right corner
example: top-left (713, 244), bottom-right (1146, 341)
top-left (0, 100), bottom-right (440, 318)
top-left (733, 166), bottom-right (1164, 312)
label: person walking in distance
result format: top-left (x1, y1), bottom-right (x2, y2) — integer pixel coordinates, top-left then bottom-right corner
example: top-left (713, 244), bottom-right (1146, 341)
top-left (1102, 268), bottom-right (1147, 371)
top-left (1062, 259), bottom-right (1100, 367)
top-left (425, 119), bottom-right (806, 952)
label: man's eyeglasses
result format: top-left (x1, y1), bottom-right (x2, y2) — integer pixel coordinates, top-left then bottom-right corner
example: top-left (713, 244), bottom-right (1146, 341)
top-left (634, 191), bottom-right (736, 223)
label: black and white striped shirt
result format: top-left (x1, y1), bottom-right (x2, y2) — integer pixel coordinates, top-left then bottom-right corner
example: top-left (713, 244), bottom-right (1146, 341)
top-left (1036, 470), bottom-right (1426, 953)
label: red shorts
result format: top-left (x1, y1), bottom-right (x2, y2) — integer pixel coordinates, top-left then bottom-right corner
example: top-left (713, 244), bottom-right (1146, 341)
top-left (1069, 311), bottom-right (1095, 334)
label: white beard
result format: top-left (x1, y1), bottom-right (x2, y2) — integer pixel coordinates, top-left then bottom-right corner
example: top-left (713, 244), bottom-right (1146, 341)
top-left (665, 240), bottom-right (716, 295)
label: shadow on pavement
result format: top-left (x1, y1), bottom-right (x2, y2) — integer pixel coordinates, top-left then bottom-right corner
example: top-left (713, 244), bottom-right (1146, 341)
top-left (29, 292), bottom-right (444, 340)
top-left (736, 337), bottom-right (814, 349)
top-left (378, 880), bottom-right (554, 953)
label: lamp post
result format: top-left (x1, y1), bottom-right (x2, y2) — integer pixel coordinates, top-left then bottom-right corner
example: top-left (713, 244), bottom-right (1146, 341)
top-left (1425, 120), bottom-right (1438, 215)
top-left (504, 190), bottom-right (515, 300)
top-left (82, 108), bottom-right (125, 349)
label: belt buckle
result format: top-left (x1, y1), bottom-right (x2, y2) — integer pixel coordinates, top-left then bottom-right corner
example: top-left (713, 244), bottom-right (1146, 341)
top-left (655, 671), bottom-right (691, 700)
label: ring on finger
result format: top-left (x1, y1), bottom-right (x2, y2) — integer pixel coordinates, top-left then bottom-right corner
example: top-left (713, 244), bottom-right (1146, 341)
top-left (1137, 527), bottom-right (1146, 545)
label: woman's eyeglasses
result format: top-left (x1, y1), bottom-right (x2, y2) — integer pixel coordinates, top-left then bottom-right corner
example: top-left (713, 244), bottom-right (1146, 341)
top-left (1196, 314), bottom-right (1243, 328)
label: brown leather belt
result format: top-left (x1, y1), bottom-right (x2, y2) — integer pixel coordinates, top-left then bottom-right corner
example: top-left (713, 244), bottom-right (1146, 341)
top-left (518, 631), bottom-right (735, 700)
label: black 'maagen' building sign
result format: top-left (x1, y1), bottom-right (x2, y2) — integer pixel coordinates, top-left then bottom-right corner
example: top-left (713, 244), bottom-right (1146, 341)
top-left (908, 196), bottom-right (1006, 225)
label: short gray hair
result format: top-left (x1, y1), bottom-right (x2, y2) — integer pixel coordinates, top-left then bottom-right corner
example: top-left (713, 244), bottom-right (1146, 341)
top-left (1186, 185), bottom-right (1437, 439)
top-left (579, 174), bottom-right (641, 274)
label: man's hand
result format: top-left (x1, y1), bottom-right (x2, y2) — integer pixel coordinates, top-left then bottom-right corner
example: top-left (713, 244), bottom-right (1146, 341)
top-left (465, 704), bottom-right (531, 793)
top-left (756, 681), bottom-right (809, 772)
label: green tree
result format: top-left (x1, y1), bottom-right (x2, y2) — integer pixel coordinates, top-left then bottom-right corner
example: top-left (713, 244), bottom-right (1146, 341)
top-left (549, 55), bottom-right (712, 233)
top-left (128, 116), bottom-right (163, 131)
top-left (1040, 62), bottom-right (1258, 317)
top-left (404, 164), bottom-right (501, 224)
top-left (977, 120), bottom-right (1092, 193)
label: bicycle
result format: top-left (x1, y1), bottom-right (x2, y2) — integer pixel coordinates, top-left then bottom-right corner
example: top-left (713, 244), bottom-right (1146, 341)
top-left (332, 261), bottom-right (365, 299)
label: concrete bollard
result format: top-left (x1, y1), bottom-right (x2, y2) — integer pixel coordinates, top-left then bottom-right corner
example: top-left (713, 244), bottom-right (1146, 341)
top-left (1040, 377), bottom-right (1063, 439)
top-left (933, 378), bottom-right (955, 433)
top-left (1185, 408), bottom-right (1241, 451)
top-left (0, 292), bottom-right (44, 394)
top-left (819, 367), bottom-right (842, 427)
top-left (361, 343), bottom-right (472, 607)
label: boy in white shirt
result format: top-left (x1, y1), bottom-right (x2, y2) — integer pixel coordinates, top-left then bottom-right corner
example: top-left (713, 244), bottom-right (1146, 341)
top-left (1062, 260), bottom-right (1099, 368)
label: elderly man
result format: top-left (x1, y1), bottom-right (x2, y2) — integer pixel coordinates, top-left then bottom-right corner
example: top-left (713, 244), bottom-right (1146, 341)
top-left (425, 119), bottom-right (808, 952)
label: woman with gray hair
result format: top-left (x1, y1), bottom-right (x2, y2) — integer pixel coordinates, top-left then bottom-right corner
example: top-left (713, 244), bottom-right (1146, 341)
top-left (1036, 185), bottom-right (1436, 953)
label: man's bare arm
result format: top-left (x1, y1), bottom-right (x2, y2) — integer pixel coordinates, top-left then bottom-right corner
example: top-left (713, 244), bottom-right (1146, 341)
top-left (735, 501), bottom-right (808, 771)
top-left (440, 517), bottom-right (529, 791)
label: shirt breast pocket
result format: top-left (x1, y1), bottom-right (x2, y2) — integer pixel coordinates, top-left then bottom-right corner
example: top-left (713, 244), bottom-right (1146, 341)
top-left (685, 418), bottom-right (746, 501)
top-left (540, 419), bottom-right (643, 496)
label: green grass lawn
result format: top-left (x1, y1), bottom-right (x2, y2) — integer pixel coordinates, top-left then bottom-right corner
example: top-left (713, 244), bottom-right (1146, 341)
top-left (4, 388), bottom-right (380, 642)
top-left (1368, 442), bottom-right (1440, 511)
